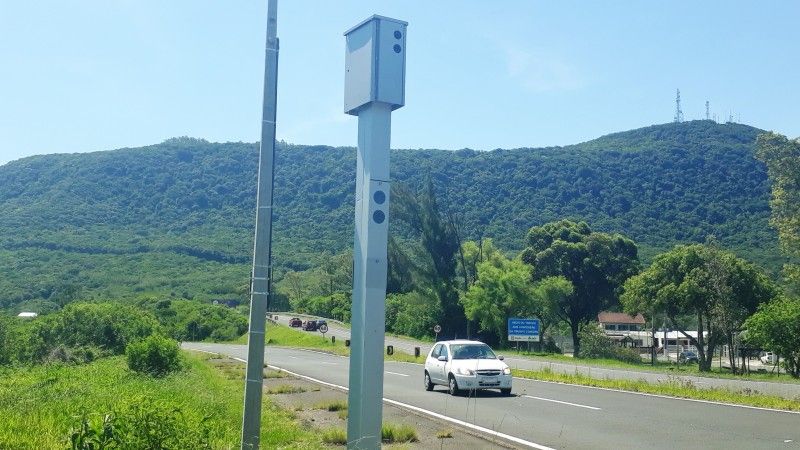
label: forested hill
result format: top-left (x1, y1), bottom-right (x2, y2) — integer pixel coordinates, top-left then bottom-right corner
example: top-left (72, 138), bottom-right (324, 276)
top-left (0, 120), bottom-right (785, 308)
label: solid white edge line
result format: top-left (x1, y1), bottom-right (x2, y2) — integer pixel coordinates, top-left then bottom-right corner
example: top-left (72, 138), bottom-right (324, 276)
top-left (186, 346), bottom-right (800, 415)
top-left (522, 377), bottom-right (800, 415)
top-left (189, 348), bottom-right (555, 450)
top-left (385, 371), bottom-right (410, 377)
top-left (523, 395), bottom-right (601, 410)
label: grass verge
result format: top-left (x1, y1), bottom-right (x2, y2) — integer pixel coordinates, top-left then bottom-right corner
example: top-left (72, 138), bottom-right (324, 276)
top-left (0, 353), bottom-right (322, 448)
top-left (512, 367), bottom-right (800, 411)
top-left (237, 325), bottom-right (426, 364)
top-left (502, 350), bottom-right (799, 384)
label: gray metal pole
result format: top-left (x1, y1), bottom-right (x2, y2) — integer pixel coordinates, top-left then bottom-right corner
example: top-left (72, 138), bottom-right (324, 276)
top-left (347, 102), bottom-right (392, 449)
top-left (241, 0), bottom-right (278, 448)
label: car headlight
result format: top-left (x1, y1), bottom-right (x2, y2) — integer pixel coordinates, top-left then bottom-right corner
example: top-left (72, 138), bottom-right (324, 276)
top-left (503, 367), bottom-right (511, 375)
top-left (456, 367), bottom-right (475, 376)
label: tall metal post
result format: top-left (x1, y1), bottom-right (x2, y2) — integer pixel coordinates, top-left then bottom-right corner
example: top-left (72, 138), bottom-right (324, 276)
top-left (241, 1), bottom-right (279, 448)
top-left (343, 16), bottom-right (407, 449)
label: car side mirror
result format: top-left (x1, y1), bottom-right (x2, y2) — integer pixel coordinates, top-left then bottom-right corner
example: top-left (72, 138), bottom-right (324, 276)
top-left (498, 355), bottom-right (504, 361)
top-left (437, 355), bottom-right (448, 362)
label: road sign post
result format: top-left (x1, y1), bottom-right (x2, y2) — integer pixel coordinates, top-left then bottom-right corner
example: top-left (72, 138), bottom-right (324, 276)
top-left (319, 323), bottom-right (329, 340)
top-left (344, 15), bottom-right (407, 450)
top-left (434, 324), bottom-right (441, 342)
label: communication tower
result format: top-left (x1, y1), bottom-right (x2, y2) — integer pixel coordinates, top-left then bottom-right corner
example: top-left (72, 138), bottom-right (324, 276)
top-left (705, 101), bottom-right (710, 120)
top-left (674, 89), bottom-right (684, 123)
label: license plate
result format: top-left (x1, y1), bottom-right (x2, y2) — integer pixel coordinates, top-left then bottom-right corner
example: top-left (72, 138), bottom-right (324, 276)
top-left (482, 377), bottom-right (497, 384)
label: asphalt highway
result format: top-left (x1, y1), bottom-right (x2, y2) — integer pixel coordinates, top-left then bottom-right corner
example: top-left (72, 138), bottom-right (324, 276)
top-left (184, 342), bottom-right (799, 450)
top-left (272, 313), bottom-right (800, 400)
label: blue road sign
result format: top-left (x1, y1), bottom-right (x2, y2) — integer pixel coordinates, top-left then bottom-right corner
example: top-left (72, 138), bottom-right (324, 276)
top-left (508, 318), bottom-right (540, 342)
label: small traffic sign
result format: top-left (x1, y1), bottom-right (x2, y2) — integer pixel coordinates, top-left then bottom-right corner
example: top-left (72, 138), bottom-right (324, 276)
top-left (318, 323), bottom-right (329, 334)
top-left (433, 324), bottom-right (441, 333)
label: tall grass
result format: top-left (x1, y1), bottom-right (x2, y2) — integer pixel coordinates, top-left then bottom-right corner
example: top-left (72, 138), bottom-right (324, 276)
top-left (0, 353), bottom-right (322, 448)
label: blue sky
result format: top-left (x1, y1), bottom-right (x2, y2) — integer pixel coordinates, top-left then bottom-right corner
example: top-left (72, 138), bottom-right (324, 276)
top-left (1, 1), bottom-right (798, 165)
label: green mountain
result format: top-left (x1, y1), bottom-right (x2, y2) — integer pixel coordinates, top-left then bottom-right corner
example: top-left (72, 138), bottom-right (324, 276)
top-left (0, 121), bottom-right (786, 309)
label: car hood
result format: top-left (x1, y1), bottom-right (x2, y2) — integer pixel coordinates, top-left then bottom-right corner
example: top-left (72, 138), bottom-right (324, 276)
top-left (450, 359), bottom-right (508, 371)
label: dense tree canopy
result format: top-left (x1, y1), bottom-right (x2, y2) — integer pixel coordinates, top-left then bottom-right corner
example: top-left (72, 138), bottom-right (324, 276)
top-left (521, 220), bottom-right (640, 355)
top-left (756, 133), bottom-right (800, 291)
top-left (0, 121), bottom-right (786, 307)
top-left (621, 244), bottom-right (776, 371)
top-left (745, 296), bottom-right (800, 378)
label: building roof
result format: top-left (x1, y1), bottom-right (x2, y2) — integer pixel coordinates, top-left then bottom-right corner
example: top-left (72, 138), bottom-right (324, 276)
top-left (597, 311), bottom-right (645, 325)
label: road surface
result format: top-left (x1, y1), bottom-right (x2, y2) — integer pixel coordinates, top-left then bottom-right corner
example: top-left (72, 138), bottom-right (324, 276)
top-left (184, 341), bottom-right (799, 450)
top-left (271, 313), bottom-right (800, 400)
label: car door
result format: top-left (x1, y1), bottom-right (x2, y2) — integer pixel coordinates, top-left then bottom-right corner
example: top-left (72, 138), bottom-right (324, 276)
top-left (428, 344), bottom-right (445, 383)
top-left (436, 344), bottom-right (450, 382)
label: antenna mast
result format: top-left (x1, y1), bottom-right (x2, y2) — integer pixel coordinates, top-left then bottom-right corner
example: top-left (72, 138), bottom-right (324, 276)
top-left (705, 100), bottom-right (710, 120)
top-left (674, 89), bottom-right (684, 123)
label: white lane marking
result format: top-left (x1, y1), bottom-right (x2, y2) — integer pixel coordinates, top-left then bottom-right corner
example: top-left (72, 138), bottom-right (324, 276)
top-left (191, 349), bottom-right (553, 450)
top-left (288, 356), bottom-right (298, 359)
top-left (523, 395), bottom-right (601, 411)
top-left (187, 346), bottom-right (800, 416)
top-left (320, 362), bottom-right (338, 365)
top-left (385, 371), bottom-right (409, 377)
top-left (523, 378), bottom-right (800, 415)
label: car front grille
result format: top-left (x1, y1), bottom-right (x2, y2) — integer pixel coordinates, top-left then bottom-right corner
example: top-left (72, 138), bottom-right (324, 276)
top-left (476, 370), bottom-right (501, 376)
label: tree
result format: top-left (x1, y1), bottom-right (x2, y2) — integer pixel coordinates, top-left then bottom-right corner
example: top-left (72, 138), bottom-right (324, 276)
top-left (621, 244), bottom-right (775, 372)
top-left (393, 180), bottom-right (465, 337)
top-left (756, 133), bottom-right (800, 292)
top-left (745, 296), bottom-right (800, 378)
top-left (462, 252), bottom-right (573, 346)
top-left (521, 220), bottom-right (640, 356)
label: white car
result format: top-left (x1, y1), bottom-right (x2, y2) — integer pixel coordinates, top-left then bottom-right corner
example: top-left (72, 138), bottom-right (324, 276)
top-left (760, 352), bottom-right (778, 365)
top-left (424, 340), bottom-right (512, 396)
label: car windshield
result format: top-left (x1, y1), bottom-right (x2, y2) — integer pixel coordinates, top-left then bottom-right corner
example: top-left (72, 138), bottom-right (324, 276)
top-left (450, 344), bottom-right (496, 360)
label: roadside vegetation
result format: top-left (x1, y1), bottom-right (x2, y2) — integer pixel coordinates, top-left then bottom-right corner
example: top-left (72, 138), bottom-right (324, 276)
top-left (241, 324), bottom-right (426, 364)
top-left (512, 367), bottom-right (800, 412)
top-left (0, 352), bottom-right (321, 448)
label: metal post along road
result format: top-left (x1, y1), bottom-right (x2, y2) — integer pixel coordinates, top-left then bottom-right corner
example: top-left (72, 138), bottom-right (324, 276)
top-left (343, 15), bottom-right (407, 449)
top-left (241, 0), bottom-right (279, 448)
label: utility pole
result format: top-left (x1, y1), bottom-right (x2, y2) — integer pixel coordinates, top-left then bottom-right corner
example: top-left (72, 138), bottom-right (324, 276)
top-left (343, 15), bottom-right (407, 449)
top-left (241, 1), bottom-right (279, 448)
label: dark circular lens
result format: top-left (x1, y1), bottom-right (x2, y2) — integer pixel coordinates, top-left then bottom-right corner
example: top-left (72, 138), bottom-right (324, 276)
top-left (394, 30), bottom-right (402, 39)
top-left (373, 210), bottom-right (385, 224)
top-left (393, 44), bottom-right (401, 53)
top-left (373, 190), bottom-right (386, 204)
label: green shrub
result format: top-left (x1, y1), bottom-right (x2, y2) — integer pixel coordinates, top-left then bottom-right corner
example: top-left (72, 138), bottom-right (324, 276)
top-left (68, 399), bottom-right (211, 450)
top-left (0, 314), bottom-right (12, 365)
top-left (126, 335), bottom-right (182, 377)
top-left (381, 423), bottom-right (418, 443)
top-left (321, 427), bottom-right (347, 445)
top-left (21, 303), bottom-right (161, 363)
top-left (578, 322), bottom-right (642, 364)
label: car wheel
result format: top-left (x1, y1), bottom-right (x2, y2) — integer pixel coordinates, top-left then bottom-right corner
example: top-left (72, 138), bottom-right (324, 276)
top-left (424, 372), bottom-right (434, 391)
top-left (448, 375), bottom-right (461, 396)
top-left (500, 388), bottom-right (512, 396)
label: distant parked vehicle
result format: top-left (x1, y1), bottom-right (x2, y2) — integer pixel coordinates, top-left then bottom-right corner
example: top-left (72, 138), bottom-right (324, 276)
top-left (302, 320), bottom-right (318, 331)
top-left (760, 352), bottom-right (778, 365)
top-left (679, 351), bottom-right (699, 363)
top-left (289, 317), bottom-right (302, 327)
